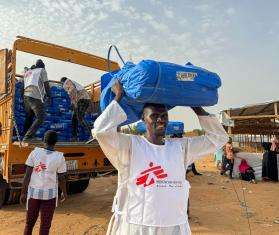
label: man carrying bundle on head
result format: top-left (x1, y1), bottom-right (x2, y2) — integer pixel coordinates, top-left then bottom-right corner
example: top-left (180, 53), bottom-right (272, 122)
top-left (92, 80), bottom-right (228, 235)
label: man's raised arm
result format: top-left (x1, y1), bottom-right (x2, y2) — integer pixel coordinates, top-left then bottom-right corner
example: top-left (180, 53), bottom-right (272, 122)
top-left (92, 80), bottom-right (130, 170)
top-left (184, 107), bottom-right (228, 166)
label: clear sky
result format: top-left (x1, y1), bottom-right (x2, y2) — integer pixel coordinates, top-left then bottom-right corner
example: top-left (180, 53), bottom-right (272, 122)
top-left (0, 0), bottom-right (278, 130)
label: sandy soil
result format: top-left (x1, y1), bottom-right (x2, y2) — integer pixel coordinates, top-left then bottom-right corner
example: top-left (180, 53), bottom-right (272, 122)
top-left (1, 156), bottom-right (279, 235)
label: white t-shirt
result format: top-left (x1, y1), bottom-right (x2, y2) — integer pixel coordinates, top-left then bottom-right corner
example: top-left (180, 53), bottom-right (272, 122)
top-left (26, 147), bottom-right (66, 191)
top-left (92, 100), bottom-right (229, 235)
top-left (24, 68), bottom-right (48, 101)
top-left (126, 136), bottom-right (190, 227)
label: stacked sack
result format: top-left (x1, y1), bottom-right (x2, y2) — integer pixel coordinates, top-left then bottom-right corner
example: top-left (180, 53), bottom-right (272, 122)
top-left (45, 85), bottom-right (73, 141)
top-left (13, 81), bottom-right (97, 141)
top-left (46, 86), bottom-right (97, 141)
top-left (78, 113), bottom-right (99, 141)
top-left (13, 81), bottom-right (26, 140)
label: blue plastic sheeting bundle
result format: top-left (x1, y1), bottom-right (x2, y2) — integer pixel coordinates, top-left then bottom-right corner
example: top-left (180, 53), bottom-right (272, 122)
top-left (100, 70), bottom-right (119, 91)
top-left (13, 81), bottom-right (96, 141)
top-left (101, 60), bottom-right (221, 125)
top-left (44, 86), bottom-right (73, 141)
top-left (77, 113), bottom-right (99, 141)
top-left (13, 82), bottom-right (26, 138)
top-left (135, 121), bottom-right (184, 135)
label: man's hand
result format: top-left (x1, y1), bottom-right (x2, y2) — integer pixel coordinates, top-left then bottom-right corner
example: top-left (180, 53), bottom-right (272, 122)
top-left (111, 80), bottom-right (123, 102)
top-left (191, 107), bottom-right (209, 116)
top-left (20, 193), bottom-right (27, 205)
top-left (60, 192), bottom-right (68, 203)
top-left (58, 172), bottom-right (68, 204)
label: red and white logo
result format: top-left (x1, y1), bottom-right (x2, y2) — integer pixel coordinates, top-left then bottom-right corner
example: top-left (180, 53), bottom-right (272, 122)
top-left (136, 162), bottom-right (168, 187)
top-left (34, 162), bottom-right (47, 173)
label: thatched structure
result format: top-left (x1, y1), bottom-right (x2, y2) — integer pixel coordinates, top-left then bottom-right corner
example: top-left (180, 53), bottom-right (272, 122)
top-left (221, 100), bottom-right (279, 136)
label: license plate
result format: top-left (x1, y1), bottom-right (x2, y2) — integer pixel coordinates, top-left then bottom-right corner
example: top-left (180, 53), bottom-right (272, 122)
top-left (66, 160), bottom-right (78, 171)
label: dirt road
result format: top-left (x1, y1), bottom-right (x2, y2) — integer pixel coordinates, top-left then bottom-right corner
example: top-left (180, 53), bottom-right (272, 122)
top-left (1, 156), bottom-right (279, 235)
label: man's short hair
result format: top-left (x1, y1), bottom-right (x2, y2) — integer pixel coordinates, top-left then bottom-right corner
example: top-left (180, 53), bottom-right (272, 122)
top-left (44, 130), bottom-right (58, 146)
top-left (35, 59), bottom-right (45, 69)
top-left (60, 77), bottom-right (68, 83)
top-left (143, 103), bottom-right (166, 112)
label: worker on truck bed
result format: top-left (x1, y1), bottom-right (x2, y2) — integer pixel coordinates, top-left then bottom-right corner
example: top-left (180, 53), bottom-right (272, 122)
top-left (92, 81), bottom-right (228, 235)
top-left (20, 130), bottom-right (67, 235)
top-left (60, 77), bottom-right (92, 141)
top-left (23, 59), bottom-right (50, 142)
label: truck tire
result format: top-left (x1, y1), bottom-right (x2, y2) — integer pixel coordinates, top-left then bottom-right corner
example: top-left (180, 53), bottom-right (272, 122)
top-left (5, 182), bottom-right (21, 205)
top-left (67, 179), bottom-right (90, 195)
top-left (0, 188), bottom-right (5, 208)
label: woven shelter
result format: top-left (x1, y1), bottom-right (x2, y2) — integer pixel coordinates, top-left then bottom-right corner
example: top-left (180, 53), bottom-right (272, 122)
top-left (222, 100), bottom-right (279, 135)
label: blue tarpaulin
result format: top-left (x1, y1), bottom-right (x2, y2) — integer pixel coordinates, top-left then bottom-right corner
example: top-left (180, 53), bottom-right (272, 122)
top-left (13, 81), bottom-right (97, 141)
top-left (135, 121), bottom-right (184, 135)
top-left (100, 60), bottom-right (221, 125)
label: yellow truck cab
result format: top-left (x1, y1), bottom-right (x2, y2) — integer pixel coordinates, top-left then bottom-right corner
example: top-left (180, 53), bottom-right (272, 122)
top-left (0, 36), bottom-right (119, 205)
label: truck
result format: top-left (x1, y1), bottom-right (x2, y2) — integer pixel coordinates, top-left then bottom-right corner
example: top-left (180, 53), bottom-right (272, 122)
top-left (0, 36), bottom-right (119, 206)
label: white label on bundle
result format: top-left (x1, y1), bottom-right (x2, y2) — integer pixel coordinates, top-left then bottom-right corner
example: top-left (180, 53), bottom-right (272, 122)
top-left (176, 71), bottom-right (197, 81)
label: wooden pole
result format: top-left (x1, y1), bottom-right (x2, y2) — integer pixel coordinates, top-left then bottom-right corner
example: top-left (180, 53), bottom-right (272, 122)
top-left (227, 109), bottom-right (232, 136)
top-left (230, 114), bottom-right (279, 120)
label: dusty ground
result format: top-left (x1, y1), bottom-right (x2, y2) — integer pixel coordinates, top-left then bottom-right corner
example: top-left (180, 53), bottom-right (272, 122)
top-left (1, 156), bottom-right (279, 235)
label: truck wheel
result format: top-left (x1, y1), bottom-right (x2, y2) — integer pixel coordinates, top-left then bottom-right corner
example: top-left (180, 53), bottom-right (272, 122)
top-left (67, 179), bottom-right (90, 195)
top-left (5, 182), bottom-right (21, 205)
top-left (0, 188), bottom-right (5, 208)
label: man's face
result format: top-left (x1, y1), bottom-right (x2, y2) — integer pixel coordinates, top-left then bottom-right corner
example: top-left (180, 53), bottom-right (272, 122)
top-left (143, 106), bottom-right (168, 137)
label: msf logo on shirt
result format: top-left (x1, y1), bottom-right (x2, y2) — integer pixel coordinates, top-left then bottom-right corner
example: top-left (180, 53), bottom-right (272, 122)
top-left (136, 162), bottom-right (168, 187)
top-left (34, 162), bottom-right (47, 173)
